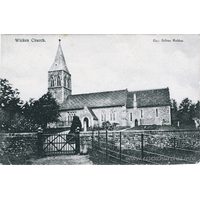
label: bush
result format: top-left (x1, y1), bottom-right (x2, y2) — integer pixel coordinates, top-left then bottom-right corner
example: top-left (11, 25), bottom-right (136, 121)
top-left (70, 116), bottom-right (82, 133)
top-left (102, 121), bottom-right (114, 130)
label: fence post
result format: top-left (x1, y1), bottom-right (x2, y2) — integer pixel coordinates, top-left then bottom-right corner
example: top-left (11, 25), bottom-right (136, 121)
top-left (92, 130), bottom-right (94, 151)
top-left (120, 132), bottom-right (122, 164)
top-left (173, 137), bottom-right (176, 149)
top-left (75, 130), bottom-right (80, 154)
top-left (37, 128), bottom-right (43, 157)
top-left (106, 129), bottom-right (108, 161)
top-left (141, 133), bottom-right (144, 160)
top-left (98, 131), bottom-right (100, 151)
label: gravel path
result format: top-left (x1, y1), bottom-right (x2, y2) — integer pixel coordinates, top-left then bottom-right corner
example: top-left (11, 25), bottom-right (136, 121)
top-left (28, 155), bottom-right (93, 165)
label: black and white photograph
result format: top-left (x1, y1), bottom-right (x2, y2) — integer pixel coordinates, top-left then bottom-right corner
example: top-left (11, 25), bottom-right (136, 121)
top-left (0, 34), bottom-right (199, 165)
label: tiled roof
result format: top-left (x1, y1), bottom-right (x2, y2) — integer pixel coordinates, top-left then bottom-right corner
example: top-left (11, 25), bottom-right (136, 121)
top-left (126, 88), bottom-right (170, 108)
top-left (60, 89), bottom-right (127, 110)
top-left (60, 88), bottom-right (170, 111)
top-left (88, 107), bottom-right (98, 120)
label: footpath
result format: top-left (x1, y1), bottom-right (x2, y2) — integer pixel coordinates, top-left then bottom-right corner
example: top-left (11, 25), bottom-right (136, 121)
top-left (27, 155), bottom-right (93, 165)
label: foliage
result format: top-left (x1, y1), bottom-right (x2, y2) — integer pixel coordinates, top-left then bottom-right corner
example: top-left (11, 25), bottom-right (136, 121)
top-left (22, 92), bottom-right (60, 130)
top-left (170, 98), bottom-right (200, 128)
top-left (0, 79), bottom-right (60, 132)
top-left (193, 101), bottom-right (200, 128)
top-left (101, 121), bottom-right (114, 130)
top-left (171, 98), bottom-right (178, 126)
top-left (70, 116), bottom-right (82, 133)
top-left (0, 79), bottom-right (22, 112)
top-left (178, 98), bottom-right (195, 127)
top-left (0, 79), bottom-right (23, 131)
top-left (195, 101), bottom-right (200, 118)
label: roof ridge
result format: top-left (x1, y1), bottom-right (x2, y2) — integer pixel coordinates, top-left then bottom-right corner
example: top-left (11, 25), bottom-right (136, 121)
top-left (128, 87), bottom-right (169, 93)
top-left (68, 89), bottom-right (127, 97)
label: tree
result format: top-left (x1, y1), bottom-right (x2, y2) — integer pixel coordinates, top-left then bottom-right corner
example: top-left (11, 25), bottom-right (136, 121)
top-left (193, 101), bottom-right (200, 128)
top-left (70, 116), bottom-right (82, 133)
top-left (194, 101), bottom-right (200, 118)
top-left (170, 99), bottom-right (178, 126)
top-left (0, 79), bottom-right (22, 112)
top-left (0, 79), bottom-right (60, 132)
top-left (0, 79), bottom-right (23, 131)
top-left (28, 92), bottom-right (60, 129)
top-left (178, 98), bottom-right (195, 127)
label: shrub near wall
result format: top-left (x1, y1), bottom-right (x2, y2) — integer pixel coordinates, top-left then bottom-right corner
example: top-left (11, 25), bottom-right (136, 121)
top-left (0, 133), bottom-right (38, 165)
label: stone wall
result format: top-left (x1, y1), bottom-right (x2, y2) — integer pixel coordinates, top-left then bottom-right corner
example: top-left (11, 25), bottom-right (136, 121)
top-left (127, 106), bottom-right (171, 127)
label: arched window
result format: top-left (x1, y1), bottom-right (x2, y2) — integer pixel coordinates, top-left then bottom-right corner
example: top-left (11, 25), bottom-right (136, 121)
top-left (64, 76), bottom-right (67, 87)
top-left (101, 110), bottom-right (106, 122)
top-left (67, 78), bottom-right (71, 88)
top-left (110, 110), bottom-right (115, 121)
top-left (67, 112), bottom-right (76, 123)
top-left (50, 76), bottom-right (54, 87)
top-left (57, 75), bottom-right (61, 86)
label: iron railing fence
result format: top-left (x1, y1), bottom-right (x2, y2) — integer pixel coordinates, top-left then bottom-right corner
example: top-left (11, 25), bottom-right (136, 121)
top-left (88, 130), bottom-right (200, 165)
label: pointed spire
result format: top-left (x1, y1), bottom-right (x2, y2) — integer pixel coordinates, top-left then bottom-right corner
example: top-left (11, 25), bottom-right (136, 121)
top-left (49, 39), bottom-right (70, 73)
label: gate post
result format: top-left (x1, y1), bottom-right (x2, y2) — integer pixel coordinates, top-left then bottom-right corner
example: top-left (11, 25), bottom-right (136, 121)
top-left (75, 130), bottom-right (80, 154)
top-left (120, 132), bottom-right (122, 164)
top-left (92, 130), bottom-right (94, 151)
top-left (173, 137), bottom-right (176, 149)
top-left (37, 128), bottom-right (43, 157)
top-left (98, 131), bottom-right (100, 151)
top-left (141, 133), bottom-right (144, 160)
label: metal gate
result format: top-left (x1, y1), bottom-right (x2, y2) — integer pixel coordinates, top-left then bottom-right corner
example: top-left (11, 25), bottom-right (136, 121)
top-left (38, 132), bottom-right (80, 156)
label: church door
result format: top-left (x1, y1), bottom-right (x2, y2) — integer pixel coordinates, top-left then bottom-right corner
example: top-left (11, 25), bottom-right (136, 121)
top-left (135, 119), bottom-right (138, 127)
top-left (83, 117), bottom-right (89, 132)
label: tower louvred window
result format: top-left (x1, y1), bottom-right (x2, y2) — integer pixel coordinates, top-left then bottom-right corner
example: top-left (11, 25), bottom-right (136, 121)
top-left (64, 76), bottom-right (67, 87)
top-left (67, 78), bottom-right (70, 88)
top-left (57, 75), bottom-right (61, 86)
top-left (51, 76), bottom-right (54, 87)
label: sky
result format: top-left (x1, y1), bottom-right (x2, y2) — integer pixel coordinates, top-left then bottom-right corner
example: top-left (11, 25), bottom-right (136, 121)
top-left (0, 34), bottom-right (199, 105)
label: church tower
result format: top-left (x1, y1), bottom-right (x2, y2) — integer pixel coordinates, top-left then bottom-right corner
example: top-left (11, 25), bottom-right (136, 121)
top-left (48, 39), bottom-right (72, 104)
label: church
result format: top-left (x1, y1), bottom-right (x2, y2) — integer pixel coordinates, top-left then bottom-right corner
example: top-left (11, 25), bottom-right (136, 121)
top-left (48, 40), bottom-right (171, 131)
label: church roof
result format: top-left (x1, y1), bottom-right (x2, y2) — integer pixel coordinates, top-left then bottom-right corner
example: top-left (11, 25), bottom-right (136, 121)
top-left (126, 88), bottom-right (170, 108)
top-left (87, 107), bottom-right (98, 120)
top-left (60, 89), bottom-right (128, 110)
top-left (49, 40), bottom-right (70, 73)
top-left (60, 88), bottom-right (170, 111)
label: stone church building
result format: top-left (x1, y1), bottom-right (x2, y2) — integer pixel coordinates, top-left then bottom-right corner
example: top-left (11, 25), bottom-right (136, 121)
top-left (48, 40), bottom-right (171, 131)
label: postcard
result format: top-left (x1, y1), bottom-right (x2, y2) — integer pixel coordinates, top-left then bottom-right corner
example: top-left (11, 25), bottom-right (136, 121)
top-left (0, 34), bottom-right (199, 165)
